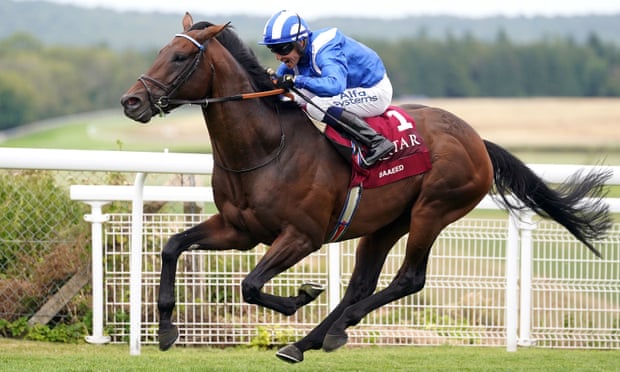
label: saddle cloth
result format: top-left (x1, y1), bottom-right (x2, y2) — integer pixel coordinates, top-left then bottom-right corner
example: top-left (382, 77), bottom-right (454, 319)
top-left (324, 105), bottom-right (432, 189)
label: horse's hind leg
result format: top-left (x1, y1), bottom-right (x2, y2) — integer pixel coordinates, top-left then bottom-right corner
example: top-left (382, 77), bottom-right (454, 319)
top-left (320, 223), bottom-right (439, 352)
top-left (321, 187), bottom-right (485, 352)
top-left (158, 214), bottom-right (256, 351)
top-left (277, 225), bottom-right (406, 363)
top-left (318, 126), bottom-right (493, 352)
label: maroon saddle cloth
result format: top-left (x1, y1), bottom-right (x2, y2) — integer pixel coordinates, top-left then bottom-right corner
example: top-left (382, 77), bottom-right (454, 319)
top-left (324, 105), bottom-right (432, 188)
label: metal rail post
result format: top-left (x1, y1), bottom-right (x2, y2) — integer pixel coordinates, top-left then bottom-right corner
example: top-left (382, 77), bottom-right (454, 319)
top-left (505, 211), bottom-right (520, 352)
top-left (518, 211), bottom-right (536, 346)
top-left (83, 201), bottom-right (111, 345)
top-left (129, 173), bottom-right (146, 356)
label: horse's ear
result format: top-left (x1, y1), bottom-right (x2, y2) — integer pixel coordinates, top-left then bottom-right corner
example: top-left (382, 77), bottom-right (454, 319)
top-left (182, 12), bottom-right (194, 32)
top-left (210, 22), bottom-right (232, 37)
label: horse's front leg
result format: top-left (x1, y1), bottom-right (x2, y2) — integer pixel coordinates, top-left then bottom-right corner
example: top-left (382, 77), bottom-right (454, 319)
top-left (158, 214), bottom-right (255, 351)
top-left (241, 225), bottom-right (323, 316)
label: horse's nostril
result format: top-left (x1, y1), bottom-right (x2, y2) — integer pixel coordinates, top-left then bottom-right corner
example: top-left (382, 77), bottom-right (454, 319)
top-left (121, 95), bottom-right (141, 108)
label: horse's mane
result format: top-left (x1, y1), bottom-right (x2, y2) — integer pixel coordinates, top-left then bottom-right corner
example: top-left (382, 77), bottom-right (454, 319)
top-left (190, 21), bottom-right (275, 93)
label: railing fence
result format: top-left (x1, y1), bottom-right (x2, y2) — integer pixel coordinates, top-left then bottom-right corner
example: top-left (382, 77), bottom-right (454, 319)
top-left (1, 148), bottom-right (618, 356)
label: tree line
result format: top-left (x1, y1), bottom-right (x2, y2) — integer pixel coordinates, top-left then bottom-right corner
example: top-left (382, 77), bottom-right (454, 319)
top-left (1, 31), bottom-right (619, 130)
top-left (369, 32), bottom-right (620, 98)
top-left (0, 33), bottom-right (151, 130)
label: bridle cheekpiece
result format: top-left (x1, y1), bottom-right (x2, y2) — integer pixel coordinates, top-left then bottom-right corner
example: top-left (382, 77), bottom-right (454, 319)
top-left (138, 33), bottom-right (208, 116)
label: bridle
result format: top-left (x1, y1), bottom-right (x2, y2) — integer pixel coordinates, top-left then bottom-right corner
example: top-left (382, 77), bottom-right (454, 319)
top-left (138, 32), bottom-right (284, 116)
top-left (137, 33), bottom-right (209, 116)
top-left (137, 31), bottom-right (287, 173)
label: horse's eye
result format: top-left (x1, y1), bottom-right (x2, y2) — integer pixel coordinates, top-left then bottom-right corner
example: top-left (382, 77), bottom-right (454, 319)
top-left (172, 53), bottom-right (188, 63)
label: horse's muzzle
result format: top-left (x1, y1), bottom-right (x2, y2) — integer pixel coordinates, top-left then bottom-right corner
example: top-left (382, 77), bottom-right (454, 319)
top-left (120, 93), bottom-right (153, 124)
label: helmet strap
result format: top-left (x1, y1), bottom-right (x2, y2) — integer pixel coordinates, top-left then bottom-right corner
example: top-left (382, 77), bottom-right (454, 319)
top-left (296, 39), bottom-right (307, 53)
top-left (294, 13), bottom-right (302, 42)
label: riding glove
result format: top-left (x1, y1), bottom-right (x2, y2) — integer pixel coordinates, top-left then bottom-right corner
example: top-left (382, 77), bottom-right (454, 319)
top-left (276, 74), bottom-right (295, 90)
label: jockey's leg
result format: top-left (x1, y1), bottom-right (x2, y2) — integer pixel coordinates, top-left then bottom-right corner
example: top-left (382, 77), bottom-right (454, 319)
top-left (323, 106), bottom-right (394, 167)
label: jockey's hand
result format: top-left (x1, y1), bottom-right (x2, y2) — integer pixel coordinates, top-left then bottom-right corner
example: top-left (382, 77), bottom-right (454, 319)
top-left (265, 67), bottom-right (277, 80)
top-left (276, 74), bottom-right (295, 90)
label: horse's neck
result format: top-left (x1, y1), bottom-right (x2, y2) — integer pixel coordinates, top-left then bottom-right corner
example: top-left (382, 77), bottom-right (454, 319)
top-left (203, 75), bottom-right (282, 169)
top-left (202, 40), bottom-right (307, 171)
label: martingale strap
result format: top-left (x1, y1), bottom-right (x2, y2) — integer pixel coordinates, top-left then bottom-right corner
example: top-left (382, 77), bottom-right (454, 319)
top-left (328, 185), bottom-right (362, 242)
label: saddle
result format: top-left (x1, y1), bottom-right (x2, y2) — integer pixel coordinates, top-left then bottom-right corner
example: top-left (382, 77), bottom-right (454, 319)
top-left (321, 106), bottom-right (432, 189)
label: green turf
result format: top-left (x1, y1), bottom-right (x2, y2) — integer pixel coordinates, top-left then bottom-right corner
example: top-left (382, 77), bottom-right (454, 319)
top-left (0, 109), bottom-right (209, 153)
top-left (1, 339), bottom-right (618, 372)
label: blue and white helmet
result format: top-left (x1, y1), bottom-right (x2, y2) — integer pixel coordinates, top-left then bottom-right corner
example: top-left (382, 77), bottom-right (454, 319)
top-left (259, 10), bottom-right (310, 45)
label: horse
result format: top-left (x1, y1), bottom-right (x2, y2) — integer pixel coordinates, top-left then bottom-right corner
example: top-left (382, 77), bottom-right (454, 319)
top-left (120, 13), bottom-right (612, 363)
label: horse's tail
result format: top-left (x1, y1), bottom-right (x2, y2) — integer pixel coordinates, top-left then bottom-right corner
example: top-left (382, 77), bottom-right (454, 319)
top-left (483, 140), bottom-right (612, 257)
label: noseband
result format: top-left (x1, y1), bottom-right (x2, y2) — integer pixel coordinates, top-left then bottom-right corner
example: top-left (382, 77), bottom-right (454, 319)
top-left (138, 33), bottom-right (208, 116)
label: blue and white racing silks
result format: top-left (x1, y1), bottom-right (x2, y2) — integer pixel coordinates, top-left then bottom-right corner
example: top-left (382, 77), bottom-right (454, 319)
top-left (276, 28), bottom-right (386, 97)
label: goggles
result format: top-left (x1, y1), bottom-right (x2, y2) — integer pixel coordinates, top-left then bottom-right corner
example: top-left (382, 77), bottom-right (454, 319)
top-left (268, 42), bottom-right (296, 55)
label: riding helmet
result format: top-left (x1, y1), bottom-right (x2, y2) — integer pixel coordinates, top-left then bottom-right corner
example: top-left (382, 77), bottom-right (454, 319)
top-left (259, 10), bottom-right (310, 45)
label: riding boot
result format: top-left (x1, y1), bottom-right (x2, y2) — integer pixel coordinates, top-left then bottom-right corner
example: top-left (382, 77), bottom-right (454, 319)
top-left (324, 106), bottom-right (394, 167)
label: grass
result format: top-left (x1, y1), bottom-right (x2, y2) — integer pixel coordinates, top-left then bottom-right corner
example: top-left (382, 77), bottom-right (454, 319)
top-left (0, 107), bottom-right (211, 153)
top-left (1, 339), bottom-right (619, 371)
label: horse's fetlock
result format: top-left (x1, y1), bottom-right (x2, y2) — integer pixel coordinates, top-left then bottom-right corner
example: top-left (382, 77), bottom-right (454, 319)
top-left (158, 297), bottom-right (175, 312)
top-left (402, 271), bottom-right (426, 295)
top-left (241, 279), bottom-right (260, 304)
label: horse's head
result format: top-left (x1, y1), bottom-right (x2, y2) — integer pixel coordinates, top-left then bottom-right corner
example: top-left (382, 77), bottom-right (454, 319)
top-left (121, 13), bottom-right (227, 123)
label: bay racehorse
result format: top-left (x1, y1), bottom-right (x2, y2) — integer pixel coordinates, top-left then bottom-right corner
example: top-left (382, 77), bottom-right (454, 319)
top-left (120, 13), bottom-right (611, 363)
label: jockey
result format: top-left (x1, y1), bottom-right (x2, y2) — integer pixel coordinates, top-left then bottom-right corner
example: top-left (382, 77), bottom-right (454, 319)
top-left (259, 10), bottom-right (395, 167)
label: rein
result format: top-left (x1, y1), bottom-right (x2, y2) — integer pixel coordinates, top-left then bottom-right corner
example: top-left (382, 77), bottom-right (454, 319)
top-left (162, 89), bottom-right (285, 107)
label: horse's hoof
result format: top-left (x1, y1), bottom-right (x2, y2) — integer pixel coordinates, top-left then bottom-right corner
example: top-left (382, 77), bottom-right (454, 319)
top-left (322, 332), bottom-right (348, 352)
top-left (275, 344), bottom-right (304, 363)
top-left (299, 282), bottom-right (325, 300)
top-left (158, 325), bottom-right (179, 351)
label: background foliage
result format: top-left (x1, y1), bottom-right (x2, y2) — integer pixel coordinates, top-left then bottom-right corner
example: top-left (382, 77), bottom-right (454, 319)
top-left (0, 170), bottom-right (89, 309)
top-left (2, 0), bottom-right (620, 48)
top-left (0, 33), bottom-right (150, 130)
top-left (370, 32), bottom-right (620, 98)
top-left (1, 1), bottom-right (620, 130)
top-left (0, 170), bottom-right (92, 341)
top-left (1, 30), bottom-right (619, 130)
